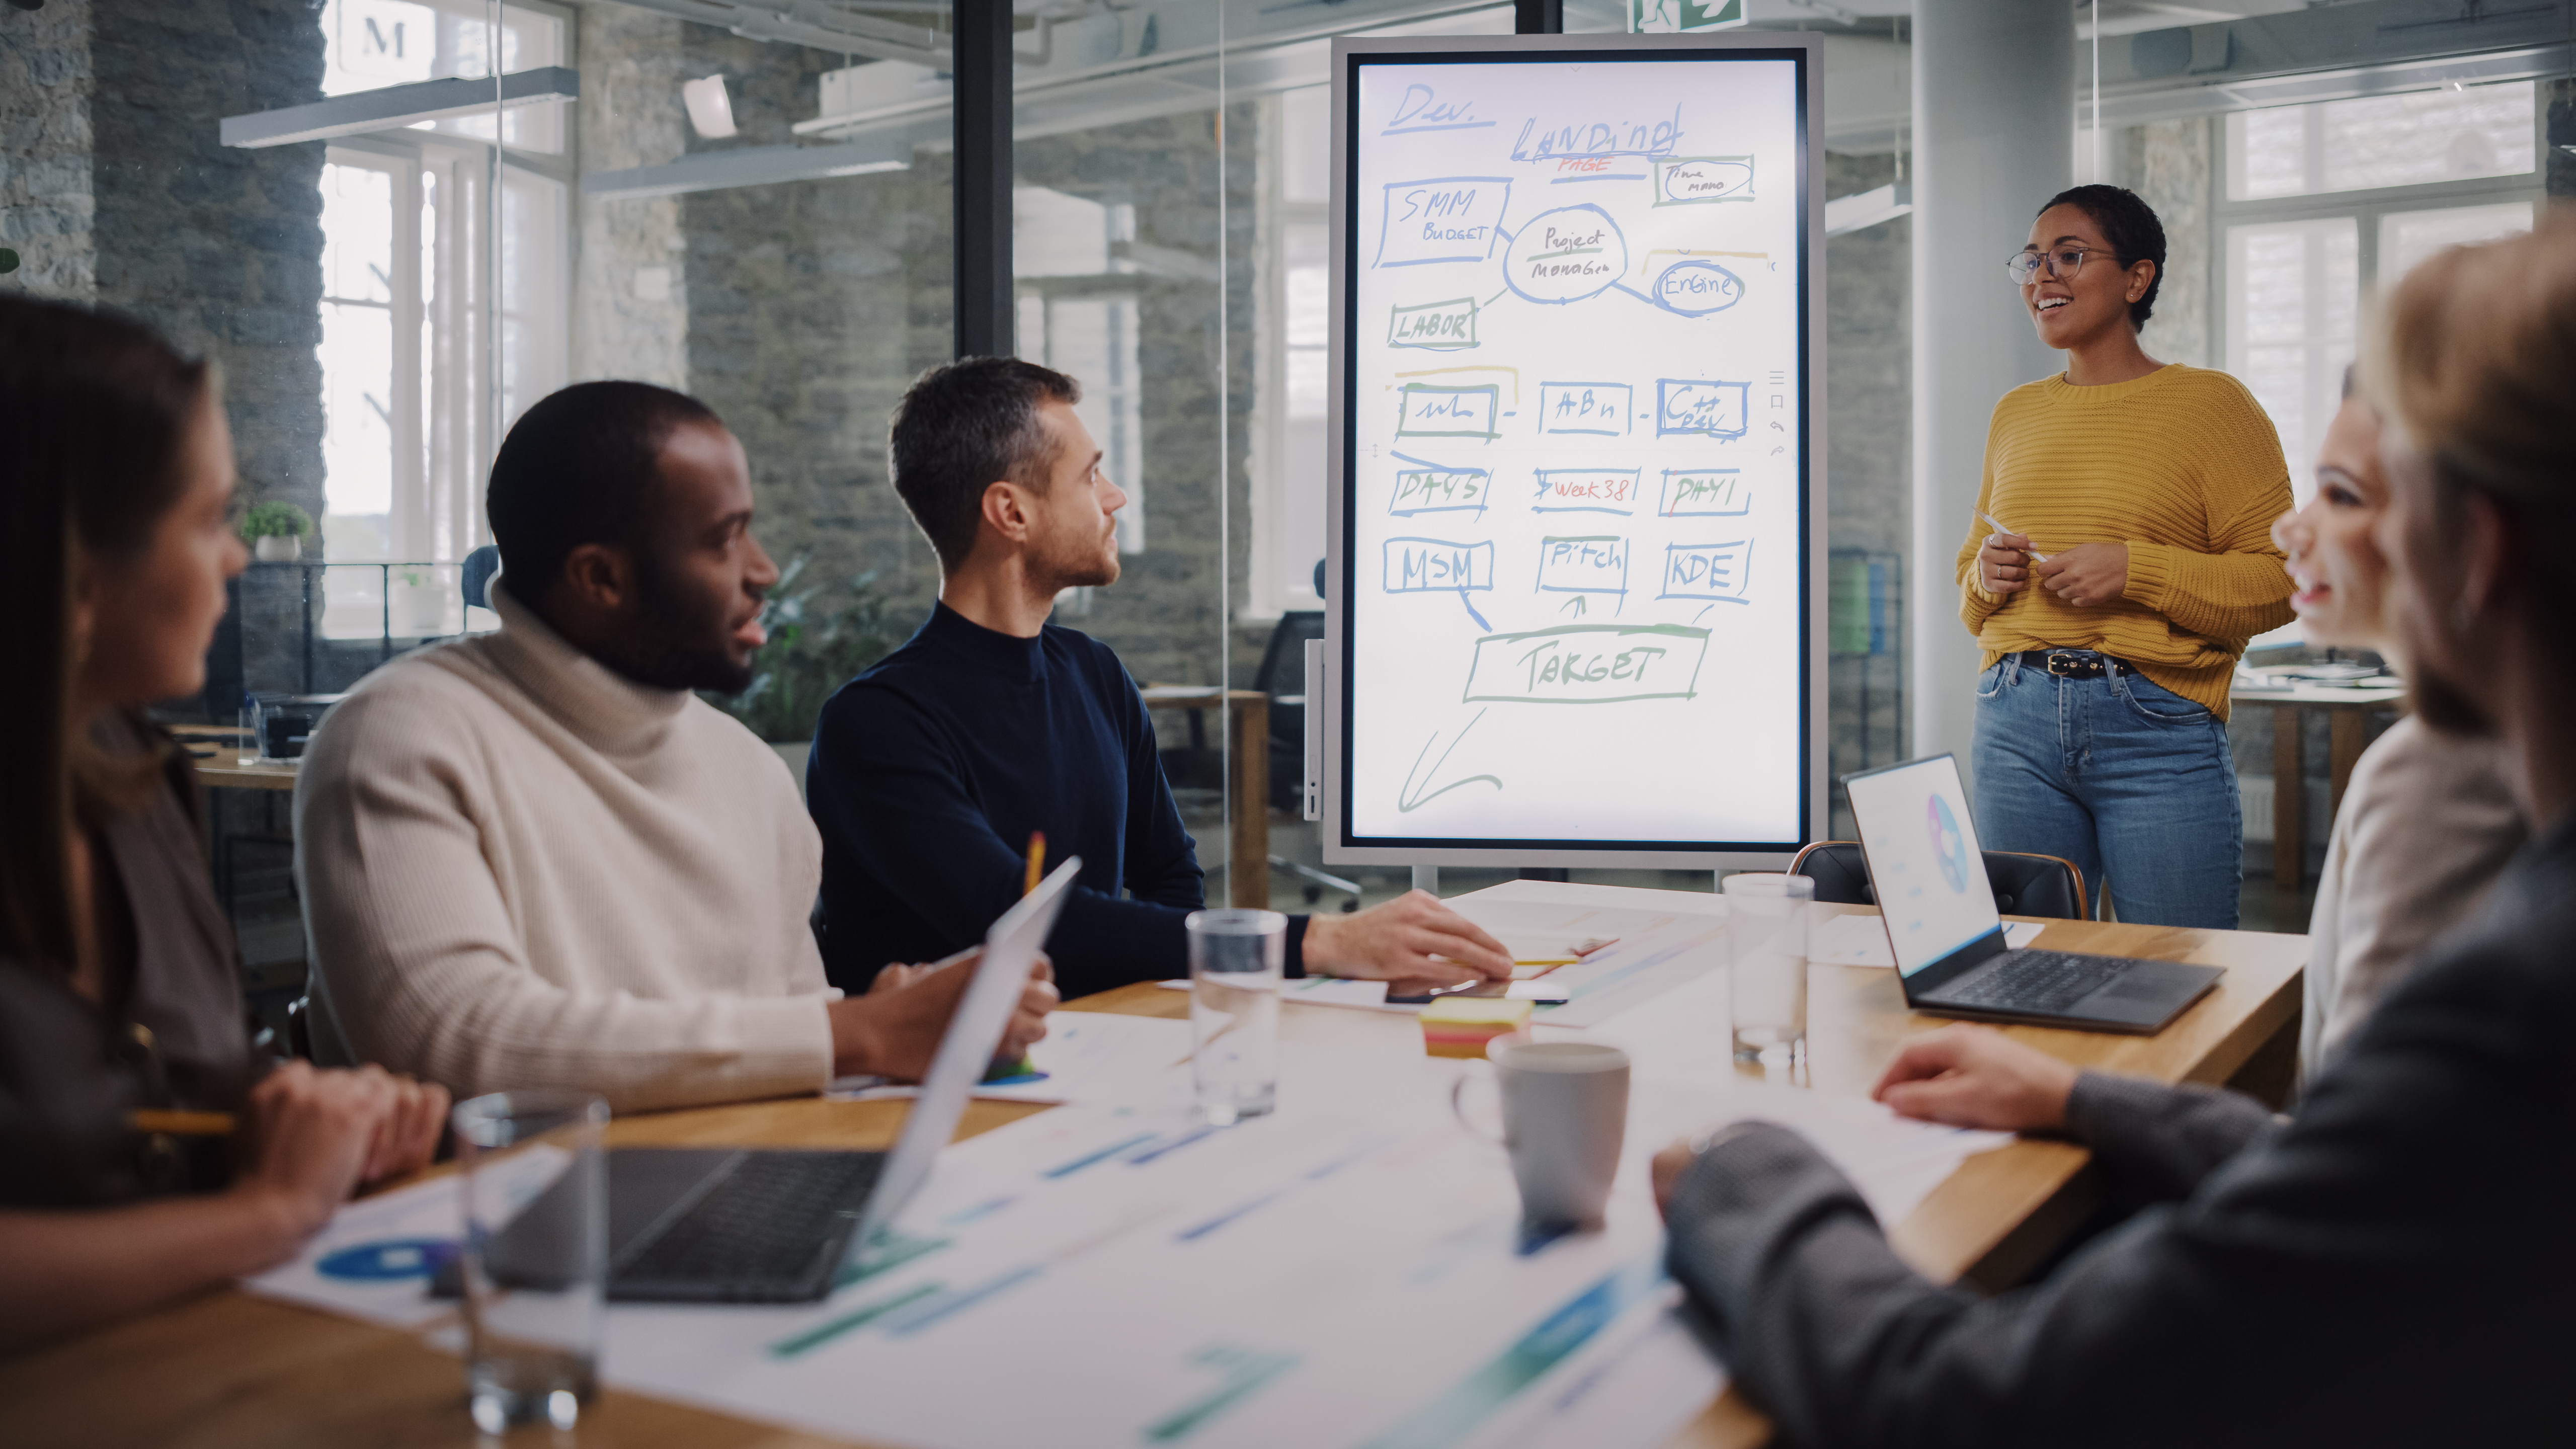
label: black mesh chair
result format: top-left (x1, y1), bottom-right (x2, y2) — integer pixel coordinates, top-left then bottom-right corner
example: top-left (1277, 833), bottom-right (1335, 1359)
top-left (1788, 841), bottom-right (2088, 920)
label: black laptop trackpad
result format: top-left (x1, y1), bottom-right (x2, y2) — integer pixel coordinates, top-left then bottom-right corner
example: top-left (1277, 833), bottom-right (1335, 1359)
top-left (430, 1148), bottom-right (744, 1299)
top-left (2075, 959), bottom-right (2224, 1027)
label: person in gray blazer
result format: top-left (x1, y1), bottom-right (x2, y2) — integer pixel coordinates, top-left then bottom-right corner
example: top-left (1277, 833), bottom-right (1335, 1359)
top-left (1650, 218), bottom-right (2576, 1445)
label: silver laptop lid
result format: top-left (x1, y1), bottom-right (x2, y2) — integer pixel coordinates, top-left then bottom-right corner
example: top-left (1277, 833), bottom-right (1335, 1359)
top-left (1842, 755), bottom-right (2003, 978)
top-left (857, 857), bottom-right (1080, 1242)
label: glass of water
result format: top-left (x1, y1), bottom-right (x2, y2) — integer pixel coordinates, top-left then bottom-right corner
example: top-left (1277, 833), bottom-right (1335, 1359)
top-left (1724, 872), bottom-right (1813, 1071)
top-left (1188, 909), bottom-right (1287, 1125)
top-left (451, 1090), bottom-right (609, 1435)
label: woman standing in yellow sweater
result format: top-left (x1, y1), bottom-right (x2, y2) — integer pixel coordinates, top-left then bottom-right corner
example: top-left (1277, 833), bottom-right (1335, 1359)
top-left (1962, 185), bottom-right (2295, 928)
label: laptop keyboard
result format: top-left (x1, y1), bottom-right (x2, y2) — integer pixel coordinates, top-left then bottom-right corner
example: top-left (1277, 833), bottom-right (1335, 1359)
top-left (1931, 950), bottom-right (2129, 1015)
top-left (614, 1151), bottom-right (886, 1302)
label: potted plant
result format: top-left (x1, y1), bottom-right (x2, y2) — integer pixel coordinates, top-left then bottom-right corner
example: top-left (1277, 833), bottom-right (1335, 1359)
top-left (707, 558), bottom-right (903, 793)
top-left (240, 501), bottom-right (314, 562)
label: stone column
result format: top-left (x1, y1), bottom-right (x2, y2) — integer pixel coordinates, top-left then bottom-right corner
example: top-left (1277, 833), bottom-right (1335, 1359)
top-left (1909, 0), bottom-right (2072, 770)
top-left (0, 0), bottom-right (95, 301)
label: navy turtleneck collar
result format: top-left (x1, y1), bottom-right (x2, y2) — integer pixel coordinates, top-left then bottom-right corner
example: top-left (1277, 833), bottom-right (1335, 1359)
top-left (922, 600), bottom-right (1048, 682)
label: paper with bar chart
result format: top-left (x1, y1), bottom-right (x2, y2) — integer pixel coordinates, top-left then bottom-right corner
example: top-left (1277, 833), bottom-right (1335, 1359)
top-left (1337, 45), bottom-right (1813, 855)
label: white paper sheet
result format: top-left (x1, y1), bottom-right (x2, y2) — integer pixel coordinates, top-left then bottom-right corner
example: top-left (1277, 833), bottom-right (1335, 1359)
top-left (834, 1011), bottom-right (1195, 1106)
top-left (1809, 913), bottom-right (2043, 968)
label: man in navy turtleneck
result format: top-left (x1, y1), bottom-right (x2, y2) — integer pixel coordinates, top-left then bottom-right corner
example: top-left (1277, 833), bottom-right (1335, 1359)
top-left (807, 358), bottom-right (1512, 1002)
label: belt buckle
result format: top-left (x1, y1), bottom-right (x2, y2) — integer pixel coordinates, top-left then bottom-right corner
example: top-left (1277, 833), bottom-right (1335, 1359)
top-left (2045, 652), bottom-right (2087, 678)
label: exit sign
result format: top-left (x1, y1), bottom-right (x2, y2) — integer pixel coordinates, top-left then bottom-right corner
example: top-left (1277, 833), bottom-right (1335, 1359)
top-left (1630, 0), bottom-right (1746, 32)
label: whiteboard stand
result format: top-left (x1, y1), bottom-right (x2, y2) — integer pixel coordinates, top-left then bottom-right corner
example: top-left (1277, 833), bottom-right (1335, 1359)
top-left (1322, 31), bottom-right (1828, 874)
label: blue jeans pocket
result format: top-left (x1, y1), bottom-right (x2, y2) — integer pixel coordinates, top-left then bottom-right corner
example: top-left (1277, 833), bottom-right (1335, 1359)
top-left (1975, 662), bottom-right (2009, 699)
top-left (2115, 671), bottom-right (2214, 725)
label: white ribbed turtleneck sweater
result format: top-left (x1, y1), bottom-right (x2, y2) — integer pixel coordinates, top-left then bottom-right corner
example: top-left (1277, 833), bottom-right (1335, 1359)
top-left (295, 583), bottom-right (835, 1112)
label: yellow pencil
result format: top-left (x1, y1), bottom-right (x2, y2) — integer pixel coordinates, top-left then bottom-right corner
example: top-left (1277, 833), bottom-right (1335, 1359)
top-left (991, 830), bottom-right (1048, 1083)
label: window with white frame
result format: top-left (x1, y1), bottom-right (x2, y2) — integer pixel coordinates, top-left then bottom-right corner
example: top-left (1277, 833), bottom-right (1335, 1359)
top-left (2218, 80), bottom-right (2541, 650)
top-left (2220, 82), bottom-right (2542, 513)
top-left (313, 0), bottom-right (571, 639)
top-left (1247, 85), bottom-right (1333, 620)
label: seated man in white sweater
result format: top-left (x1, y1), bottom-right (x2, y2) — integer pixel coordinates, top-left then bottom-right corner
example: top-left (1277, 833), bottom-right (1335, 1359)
top-left (296, 381), bottom-right (1054, 1112)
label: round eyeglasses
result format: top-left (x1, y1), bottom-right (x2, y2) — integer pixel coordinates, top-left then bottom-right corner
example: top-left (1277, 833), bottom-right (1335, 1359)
top-left (2005, 246), bottom-right (2120, 286)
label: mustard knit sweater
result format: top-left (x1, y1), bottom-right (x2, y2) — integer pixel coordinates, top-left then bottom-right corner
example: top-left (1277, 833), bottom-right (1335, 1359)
top-left (1955, 364), bottom-right (2296, 720)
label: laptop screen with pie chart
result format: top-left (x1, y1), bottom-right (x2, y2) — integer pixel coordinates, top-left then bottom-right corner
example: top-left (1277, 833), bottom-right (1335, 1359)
top-left (1843, 754), bottom-right (2005, 978)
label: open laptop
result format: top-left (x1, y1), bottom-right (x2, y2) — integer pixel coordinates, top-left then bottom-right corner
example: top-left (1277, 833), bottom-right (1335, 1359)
top-left (447, 858), bottom-right (1080, 1305)
top-left (1843, 756), bottom-right (2221, 1033)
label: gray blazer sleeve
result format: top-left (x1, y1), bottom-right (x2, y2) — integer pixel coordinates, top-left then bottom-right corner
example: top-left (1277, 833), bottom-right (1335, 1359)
top-left (1657, 899), bottom-right (2574, 1448)
top-left (2061, 1071), bottom-right (2276, 1204)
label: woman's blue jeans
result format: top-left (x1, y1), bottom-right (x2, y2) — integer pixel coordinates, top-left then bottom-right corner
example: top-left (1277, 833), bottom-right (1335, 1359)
top-left (1968, 652), bottom-right (2242, 929)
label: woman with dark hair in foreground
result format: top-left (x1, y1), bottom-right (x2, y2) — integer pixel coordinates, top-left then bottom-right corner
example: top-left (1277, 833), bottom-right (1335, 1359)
top-left (1656, 216), bottom-right (2576, 1444)
top-left (0, 295), bottom-right (447, 1354)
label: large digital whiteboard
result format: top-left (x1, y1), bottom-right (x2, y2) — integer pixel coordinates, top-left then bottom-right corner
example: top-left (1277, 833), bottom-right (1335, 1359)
top-left (1324, 32), bottom-right (1824, 869)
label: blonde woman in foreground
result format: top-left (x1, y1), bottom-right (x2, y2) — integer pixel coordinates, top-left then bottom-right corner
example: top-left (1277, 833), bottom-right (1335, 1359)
top-left (2273, 373), bottom-right (2523, 1081)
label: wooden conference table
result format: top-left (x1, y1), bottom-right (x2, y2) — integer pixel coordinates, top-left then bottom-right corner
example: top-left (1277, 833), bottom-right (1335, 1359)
top-left (4, 903), bottom-right (2304, 1449)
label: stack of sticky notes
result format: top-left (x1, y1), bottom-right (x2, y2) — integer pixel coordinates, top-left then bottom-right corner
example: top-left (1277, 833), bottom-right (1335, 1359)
top-left (1419, 997), bottom-right (1534, 1059)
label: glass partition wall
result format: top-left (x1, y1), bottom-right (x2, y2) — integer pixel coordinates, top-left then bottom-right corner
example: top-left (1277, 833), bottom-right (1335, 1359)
top-left (19, 0), bottom-right (2560, 954)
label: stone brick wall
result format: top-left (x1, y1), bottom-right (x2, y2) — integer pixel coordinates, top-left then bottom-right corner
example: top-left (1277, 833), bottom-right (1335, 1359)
top-left (2118, 117), bottom-right (2211, 368)
top-left (653, 31), bottom-right (1260, 701)
top-left (573, 1), bottom-right (689, 388)
top-left (666, 30), bottom-right (957, 643)
top-left (1, 0), bottom-right (96, 301)
top-left (91, 0), bottom-right (327, 533)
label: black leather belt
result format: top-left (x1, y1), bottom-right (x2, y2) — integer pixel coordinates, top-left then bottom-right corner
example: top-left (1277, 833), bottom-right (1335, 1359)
top-left (2015, 650), bottom-right (2114, 679)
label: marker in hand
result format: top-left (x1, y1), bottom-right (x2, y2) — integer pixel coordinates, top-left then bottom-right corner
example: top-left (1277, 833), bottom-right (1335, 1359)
top-left (1976, 509), bottom-right (2049, 564)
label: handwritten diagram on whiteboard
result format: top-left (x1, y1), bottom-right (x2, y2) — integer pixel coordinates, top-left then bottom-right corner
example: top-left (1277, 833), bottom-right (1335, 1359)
top-left (1338, 45), bottom-right (1813, 854)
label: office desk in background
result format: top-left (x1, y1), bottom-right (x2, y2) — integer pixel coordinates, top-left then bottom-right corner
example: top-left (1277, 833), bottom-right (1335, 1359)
top-left (2228, 680), bottom-right (2408, 889)
top-left (0, 900), bottom-right (2304, 1449)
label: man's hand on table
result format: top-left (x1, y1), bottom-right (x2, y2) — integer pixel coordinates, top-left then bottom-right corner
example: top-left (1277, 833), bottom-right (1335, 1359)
top-left (829, 950), bottom-right (1059, 1082)
top-left (1300, 890), bottom-right (1513, 983)
top-left (1870, 1023), bottom-right (2077, 1133)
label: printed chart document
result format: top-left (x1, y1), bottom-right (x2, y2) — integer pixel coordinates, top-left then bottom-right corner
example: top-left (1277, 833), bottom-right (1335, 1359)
top-left (594, 1081), bottom-right (1725, 1449)
top-left (835, 1011), bottom-right (1194, 1107)
top-left (1446, 881), bottom-right (1730, 1027)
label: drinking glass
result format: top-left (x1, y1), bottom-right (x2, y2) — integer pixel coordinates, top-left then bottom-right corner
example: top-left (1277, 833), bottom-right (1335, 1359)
top-left (1188, 909), bottom-right (1286, 1125)
top-left (1725, 872), bottom-right (1813, 1070)
top-left (451, 1090), bottom-right (609, 1434)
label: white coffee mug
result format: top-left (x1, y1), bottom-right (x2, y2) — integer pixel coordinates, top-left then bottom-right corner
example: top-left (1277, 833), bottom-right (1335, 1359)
top-left (1452, 1036), bottom-right (1631, 1229)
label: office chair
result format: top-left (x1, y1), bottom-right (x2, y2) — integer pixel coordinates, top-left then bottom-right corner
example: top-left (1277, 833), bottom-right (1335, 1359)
top-left (461, 543), bottom-right (501, 612)
top-left (1788, 841), bottom-right (2089, 920)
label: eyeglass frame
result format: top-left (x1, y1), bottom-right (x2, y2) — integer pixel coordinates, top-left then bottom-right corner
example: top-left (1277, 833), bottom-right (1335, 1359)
top-left (2003, 246), bottom-right (2127, 287)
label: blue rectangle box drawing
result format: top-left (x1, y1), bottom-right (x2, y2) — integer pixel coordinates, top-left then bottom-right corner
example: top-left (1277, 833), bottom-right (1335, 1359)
top-left (1654, 379), bottom-right (1750, 439)
top-left (1389, 454), bottom-right (1491, 517)
top-left (1384, 537), bottom-right (1496, 593)
top-left (1537, 382), bottom-right (1633, 437)
top-left (1376, 178), bottom-right (1514, 268)
top-left (1531, 467), bottom-right (1642, 515)
top-left (1462, 623), bottom-right (1711, 704)
top-left (1535, 536), bottom-right (1629, 596)
top-left (1396, 383), bottom-right (1501, 440)
top-left (1659, 540), bottom-right (1752, 602)
top-left (1388, 298), bottom-right (1479, 350)
top-left (1657, 468), bottom-right (1747, 517)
